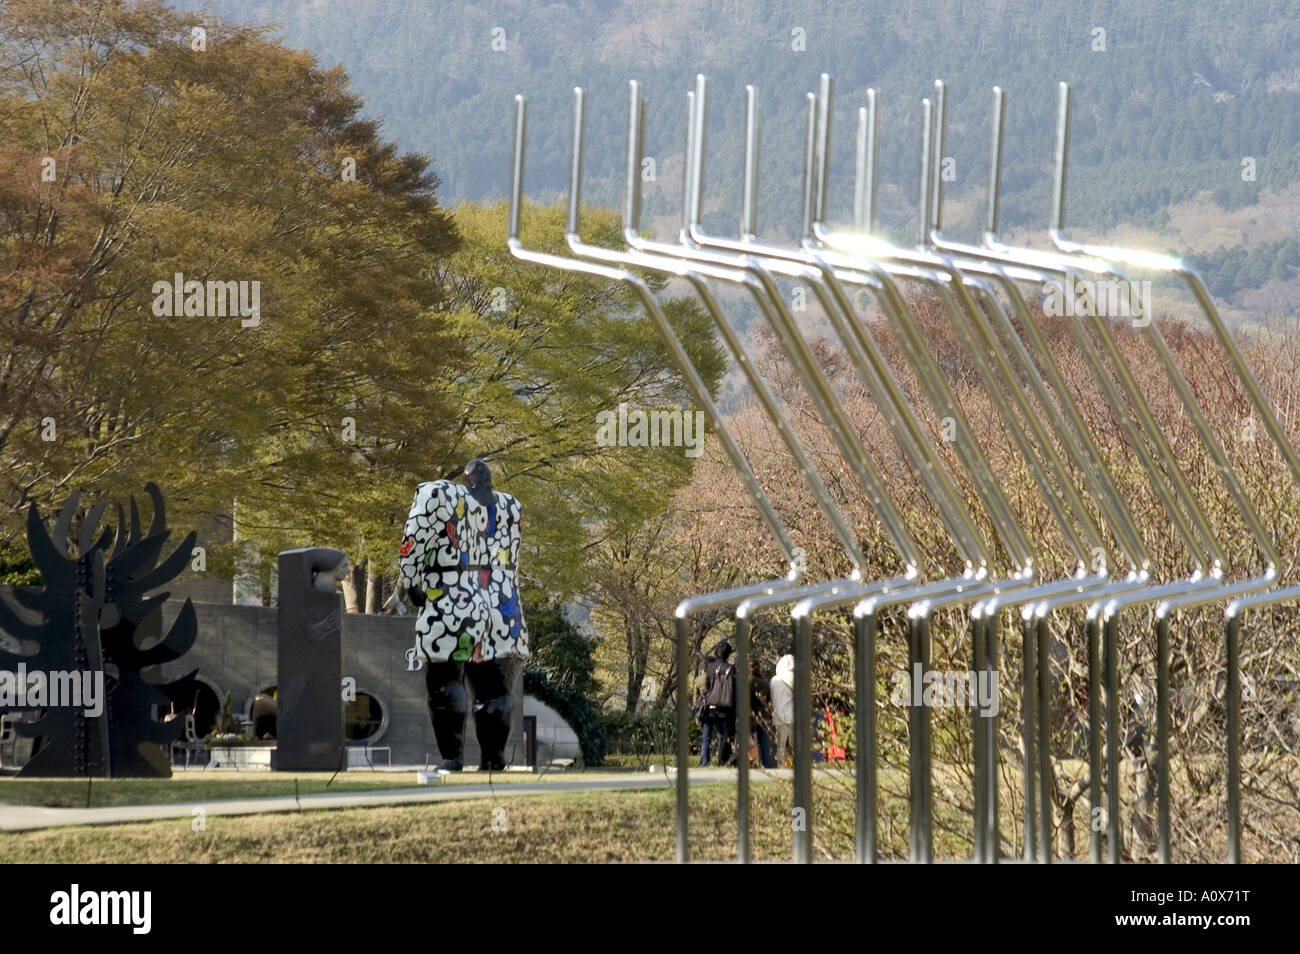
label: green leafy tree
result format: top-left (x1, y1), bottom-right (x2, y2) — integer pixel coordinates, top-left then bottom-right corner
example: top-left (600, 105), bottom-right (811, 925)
top-left (0, 0), bottom-right (462, 594)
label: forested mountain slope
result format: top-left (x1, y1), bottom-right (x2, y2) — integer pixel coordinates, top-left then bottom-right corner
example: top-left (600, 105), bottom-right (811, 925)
top-left (178, 0), bottom-right (1300, 309)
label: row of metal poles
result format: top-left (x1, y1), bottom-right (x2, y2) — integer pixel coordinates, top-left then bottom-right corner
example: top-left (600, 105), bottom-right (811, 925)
top-left (507, 73), bottom-right (1300, 863)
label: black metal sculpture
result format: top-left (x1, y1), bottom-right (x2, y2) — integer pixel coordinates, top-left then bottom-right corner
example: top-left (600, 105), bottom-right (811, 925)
top-left (271, 546), bottom-right (347, 771)
top-left (0, 483), bottom-right (199, 777)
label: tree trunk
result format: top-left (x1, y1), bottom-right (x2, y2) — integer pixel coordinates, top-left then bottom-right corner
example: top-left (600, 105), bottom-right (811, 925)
top-left (365, 564), bottom-right (382, 614)
top-left (340, 565), bottom-right (362, 614)
top-left (625, 616), bottom-right (647, 712)
top-left (1056, 770), bottom-right (1089, 860)
top-left (1131, 749), bottom-right (1158, 860)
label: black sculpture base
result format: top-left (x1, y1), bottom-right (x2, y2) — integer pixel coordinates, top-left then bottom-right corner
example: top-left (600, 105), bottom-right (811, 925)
top-left (0, 484), bottom-right (198, 778)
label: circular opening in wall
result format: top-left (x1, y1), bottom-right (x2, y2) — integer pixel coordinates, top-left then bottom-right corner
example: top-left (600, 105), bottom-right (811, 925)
top-left (345, 692), bottom-right (387, 744)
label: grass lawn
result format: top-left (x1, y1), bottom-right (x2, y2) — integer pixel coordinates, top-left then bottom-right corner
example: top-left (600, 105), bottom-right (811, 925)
top-left (0, 780), bottom-right (829, 863)
top-left (0, 768), bottom-right (629, 809)
top-left (0, 772), bottom-right (972, 862)
top-left (3, 758), bottom-right (1292, 861)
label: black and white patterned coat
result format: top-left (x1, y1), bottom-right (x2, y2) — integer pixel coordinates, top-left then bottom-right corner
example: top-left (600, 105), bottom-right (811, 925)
top-left (480, 490), bottom-right (529, 661)
top-left (398, 481), bottom-right (529, 663)
top-left (399, 481), bottom-right (489, 663)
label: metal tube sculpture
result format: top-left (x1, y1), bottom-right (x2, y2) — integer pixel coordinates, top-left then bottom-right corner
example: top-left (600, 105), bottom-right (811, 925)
top-left (507, 70), bottom-right (1296, 865)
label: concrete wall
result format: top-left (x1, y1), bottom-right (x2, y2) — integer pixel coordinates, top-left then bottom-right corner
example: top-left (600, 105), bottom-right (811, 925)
top-left (159, 600), bottom-right (528, 767)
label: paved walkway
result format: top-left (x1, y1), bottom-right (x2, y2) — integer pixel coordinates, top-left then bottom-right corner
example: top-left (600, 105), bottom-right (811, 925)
top-left (0, 768), bottom-right (759, 832)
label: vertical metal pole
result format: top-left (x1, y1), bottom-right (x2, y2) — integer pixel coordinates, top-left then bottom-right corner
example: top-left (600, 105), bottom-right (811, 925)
top-left (813, 73), bottom-right (832, 232)
top-left (800, 92), bottom-right (817, 245)
top-left (854, 610), bottom-right (877, 863)
top-left (1021, 616), bottom-right (1037, 862)
top-left (853, 90), bottom-right (877, 234)
top-left (908, 611), bottom-right (933, 862)
top-left (1156, 615), bottom-right (1171, 863)
top-left (1036, 616), bottom-right (1053, 863)
top-left (1087, 615), bottom-right (1104, 863)
top-left (675, 615), bottom-right (690, 863)
top-left (793, 615), bottom-right (813, 863)
top-left (930, 80), bottom-right (946, 232)
top-left (1226, 615), bottom-right (1242, 864)
top-left (1050, 82), bottom-right (1070, 234)
top-left (985, 87), bottom-right (1005, 237)
top-left (509, 96), bottom-right (526, 242)
top-left (741, 86), bottom-right (760, 238)
top-left (1104, 615), bottom-right (1122, 863)
top-left (921, 614), bottom-right (933, 862)
top-left (917, 99), bottom-right (933, 247)
top-left (681, 91), bottom-right (695, 243)
top-left (972, 614), bottom-right (987, 862)
top-left (736, 616), bottom-right (751, 863)
top-left (985, 611), bottom-right (1001, 862)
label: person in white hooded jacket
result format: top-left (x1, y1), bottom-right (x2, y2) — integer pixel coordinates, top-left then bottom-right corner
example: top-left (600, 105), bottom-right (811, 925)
top-left (770, 654), bottom-right (795, 768)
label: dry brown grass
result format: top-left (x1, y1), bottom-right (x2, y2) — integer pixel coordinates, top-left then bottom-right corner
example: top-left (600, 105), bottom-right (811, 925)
top-left (4, 757), bottom-right (1296, 862)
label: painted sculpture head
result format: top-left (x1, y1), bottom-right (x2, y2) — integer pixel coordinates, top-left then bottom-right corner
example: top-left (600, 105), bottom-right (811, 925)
top-left (463, 458), bottom-right (494, 507)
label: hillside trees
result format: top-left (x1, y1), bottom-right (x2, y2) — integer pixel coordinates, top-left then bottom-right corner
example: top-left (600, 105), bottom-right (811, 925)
top-left (0, 0), bottom-right (724, 611)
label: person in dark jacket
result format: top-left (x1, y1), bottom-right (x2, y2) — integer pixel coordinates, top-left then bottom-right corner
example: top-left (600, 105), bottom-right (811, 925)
top-left (750, 659), bottom-right (777, 769)
top-left (697, 639), bottom-right (736, 767)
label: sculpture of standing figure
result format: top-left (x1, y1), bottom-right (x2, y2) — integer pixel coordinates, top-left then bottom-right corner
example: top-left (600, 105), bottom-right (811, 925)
top-left (399, 460), bottom-right (528, 771)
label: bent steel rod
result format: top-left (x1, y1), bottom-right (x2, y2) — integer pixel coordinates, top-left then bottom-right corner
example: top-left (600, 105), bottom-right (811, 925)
top-left (918, 83), bottom-right (1181, 860)
top-left (815, 77), bottom-right (1104, 575)
top-left (688, 79), bottom-right (1062, 861)
top-left (1049, 81), bottom-right (1300, 505)
top-left (925, 86), bottom-right (1149, 574)
top-left (821, 78), bottom-right (1251, 863)
top-left (623, 86), bottom-right (948, 864)
top-left (508, 95), bottom-right (796, 569)
top-left (799, 78), bottom-right (1126, 860)
top-left (680, 82), bottom-right (953, 862)
top-left (685, 77), bottom-right (1032, 574)
top-left (804, 83), bottom-right (1119, 859)
top-left (679, 78), bottom-right (1038, 861)
top-left (566, 83), bottom-right (867, 571)
top-left (507, 93), bottom-right (803, 863)
top-left (1219, 583), bottom-right (1300, 863)
top-left (568, 85), bottom-right (910, 863)
top-left (1043, 82), bottom-right (1292, 861)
